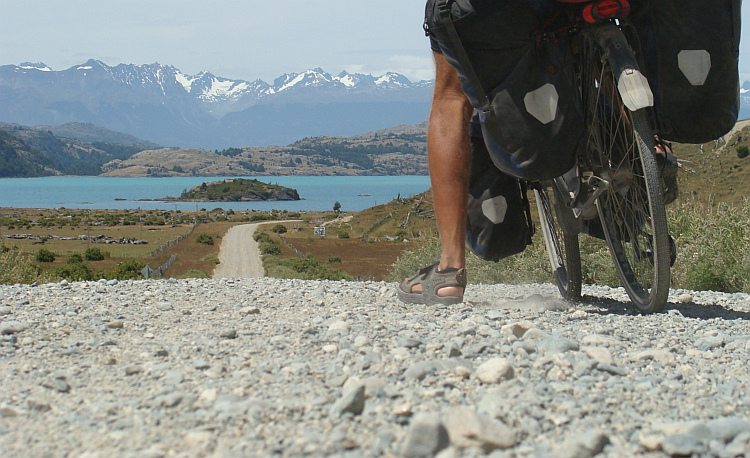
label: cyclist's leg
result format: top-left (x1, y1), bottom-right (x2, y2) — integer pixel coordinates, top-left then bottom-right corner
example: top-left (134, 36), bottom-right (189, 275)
top-left (402, 51), bottom-right (473, 299)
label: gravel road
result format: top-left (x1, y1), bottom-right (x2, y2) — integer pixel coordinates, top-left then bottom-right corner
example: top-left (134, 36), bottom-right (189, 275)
top-left (1, 277), bottom-right (749, 457)
top-left (212, 223), bottom-right (266, 280)
top-left (213, 220), bottom-right (302, 280)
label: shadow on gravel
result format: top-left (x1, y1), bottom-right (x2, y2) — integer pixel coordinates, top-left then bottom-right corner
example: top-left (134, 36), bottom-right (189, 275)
top-left (581, 295), bottom-right (750, 321)
top-left (581, 296), bottom-right (750, 320)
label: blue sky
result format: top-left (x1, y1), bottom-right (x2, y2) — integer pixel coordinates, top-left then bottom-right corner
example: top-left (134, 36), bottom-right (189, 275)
top-left (1, 1), bottom-right (432, 83)
top-left (2, 1), bottom-right (749, 84)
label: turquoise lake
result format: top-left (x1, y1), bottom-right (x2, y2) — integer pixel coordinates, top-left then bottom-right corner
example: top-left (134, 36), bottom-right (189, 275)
top-left (0, 176), bottom-right (431, 212)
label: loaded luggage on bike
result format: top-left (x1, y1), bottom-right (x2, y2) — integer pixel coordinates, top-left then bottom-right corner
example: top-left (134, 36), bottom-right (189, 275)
top-left (424, 0), bottom-right (741, 313)
top-left (424, 0), bottom-right (584, 182)
top-left (629, 0), bottom-right (742, 144)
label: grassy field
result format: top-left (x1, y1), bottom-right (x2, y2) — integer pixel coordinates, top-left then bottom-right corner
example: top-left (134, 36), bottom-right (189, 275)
top-left (252, 194), bottom-right (438, 281)
top-left (0, 208), bottom-right (296, 281)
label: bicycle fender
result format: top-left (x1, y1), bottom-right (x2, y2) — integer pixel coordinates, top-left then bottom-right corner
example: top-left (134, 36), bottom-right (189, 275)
top-left (593, 24), bottom-right (654, 111)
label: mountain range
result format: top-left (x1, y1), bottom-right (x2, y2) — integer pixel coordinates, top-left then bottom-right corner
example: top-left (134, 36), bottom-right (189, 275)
top-left (0, 60), bottom-right (433, 150)
top-left (0, 121), bottom-right (428, 178)
top-left (2, 59), bottom-right (750, 153)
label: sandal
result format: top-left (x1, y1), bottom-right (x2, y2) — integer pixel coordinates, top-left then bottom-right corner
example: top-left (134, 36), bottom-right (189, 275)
top-left (397, 263), bottom-right (466, 305)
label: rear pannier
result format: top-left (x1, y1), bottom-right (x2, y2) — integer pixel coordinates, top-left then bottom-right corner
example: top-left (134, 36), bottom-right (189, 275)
top-left (465, 136), bottom-right (534, 261)
top-left (425, 0), bottom-right (584, 181)
top-left (630, 0), bottom-right (742, 144)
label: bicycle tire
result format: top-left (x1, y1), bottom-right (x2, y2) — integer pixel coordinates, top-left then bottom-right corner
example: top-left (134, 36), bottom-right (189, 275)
top-left (581, 37), bottom-right (671, 313)
top-left (535, 184), bottom-right (582, 301)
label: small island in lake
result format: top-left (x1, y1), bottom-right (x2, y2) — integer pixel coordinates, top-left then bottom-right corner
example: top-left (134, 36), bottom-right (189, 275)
top-left (150, 178), bottom-right (301, 202)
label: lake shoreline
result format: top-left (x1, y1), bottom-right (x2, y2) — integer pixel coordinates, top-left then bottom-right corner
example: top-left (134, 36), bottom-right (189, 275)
top-left (0, 175), bottom-right (431, 212)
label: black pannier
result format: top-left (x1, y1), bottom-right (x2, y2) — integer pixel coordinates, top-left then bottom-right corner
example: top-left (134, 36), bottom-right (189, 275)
top-left (466, 136), bottom-right (534, 262)
top-left (425, 0), bottom-right (584, 181)
top-left (629, 0), bottom-right (741, 144)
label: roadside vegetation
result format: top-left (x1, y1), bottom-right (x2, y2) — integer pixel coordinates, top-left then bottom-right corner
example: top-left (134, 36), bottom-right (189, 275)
top-left (254, 230), bottom-right (353, 281)
top-left (0, 207), bottom-right (302, 284)
top-left (388, 199), bottom-right (750, 294)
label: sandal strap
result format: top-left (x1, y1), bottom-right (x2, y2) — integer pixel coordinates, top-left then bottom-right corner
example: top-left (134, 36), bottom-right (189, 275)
top-left (405, 262), bottom-right (465, 289)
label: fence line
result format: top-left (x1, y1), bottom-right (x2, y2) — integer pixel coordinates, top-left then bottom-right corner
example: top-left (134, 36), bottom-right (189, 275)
top-left (361, 213), bottom-right (392, 240)
top-left (147, 223), bottom-right (200, 258)
top-left (142, 254), bottom-right (178, 279)
top-left (278, 235), bottom-right (305, 257)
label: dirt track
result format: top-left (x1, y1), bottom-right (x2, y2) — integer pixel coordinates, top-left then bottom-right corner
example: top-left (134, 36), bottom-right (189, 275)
top-left (212, 223), bottom-right (265, 279)
top-left (212, 221), bottom-right (301, 279)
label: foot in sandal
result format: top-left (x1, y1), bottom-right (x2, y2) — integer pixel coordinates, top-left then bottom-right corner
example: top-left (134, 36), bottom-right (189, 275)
top-left (397, 262), bottom-right (466, 305)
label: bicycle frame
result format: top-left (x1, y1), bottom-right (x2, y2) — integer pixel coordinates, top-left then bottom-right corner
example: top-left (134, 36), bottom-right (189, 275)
top-left (543, 2), bottom-right (655, 217)
top-left (535, 0), bottom-right (672, 312)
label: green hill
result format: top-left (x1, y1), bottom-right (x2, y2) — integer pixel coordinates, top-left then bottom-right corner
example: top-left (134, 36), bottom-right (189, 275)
top-left (0, 124), bottom-right (155, 176)
top-left (0, 130), bottom-right (60, 177)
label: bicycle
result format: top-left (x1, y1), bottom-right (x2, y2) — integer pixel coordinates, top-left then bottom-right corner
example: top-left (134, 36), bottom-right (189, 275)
top-left (532, 0), bottom-right (672, 313)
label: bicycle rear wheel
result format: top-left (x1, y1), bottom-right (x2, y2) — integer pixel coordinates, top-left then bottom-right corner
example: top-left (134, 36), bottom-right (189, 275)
top-left (581, 37), bottom-right (671, 313)
top-left (535, 183), bottom-right (582, 301)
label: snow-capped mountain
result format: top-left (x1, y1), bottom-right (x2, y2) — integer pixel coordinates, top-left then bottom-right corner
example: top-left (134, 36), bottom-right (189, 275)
top-left (0, 60), bottom-right (433, 149)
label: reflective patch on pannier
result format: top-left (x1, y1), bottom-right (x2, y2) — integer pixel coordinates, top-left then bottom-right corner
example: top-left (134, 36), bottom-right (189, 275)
top-left (677, 50), bottom-right (711, 86)
top-left (617, 69), bottom-right (654, 111)
top-left (481, 195), bottom-right (509, 224)
top-left (523, 83), bottom-right (559, 125)
top-left (465, 137), bottom-right (534, 262)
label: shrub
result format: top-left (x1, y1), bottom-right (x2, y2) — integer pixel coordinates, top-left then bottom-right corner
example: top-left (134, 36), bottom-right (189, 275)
top-left (196, 233), bottom-right (214, 245)
top-left (54, 262), bottom-right (95, 282)
top-left (84, 247), bottom-right (107, 261)
top-left (271, 224), bottom-right (288, 234)
top-left (106, 260), bottom-right (146, 281)
top-left (263, 256), bottom-right (352, 281)
top-left (202, 254), bottom-right (220, 265)
top-left (1, 247), bottom-right (53, 285)
top-left (253, 232), bottom-right (271, 242)
top-left (737, 145), bottom-right (749, 159)
top-left (328, 256), bottom-right (342, 263)
top-left (36, 248), bottom-right (56, 263)
top-left (67, 253), bottom-right (84, 264)
top-left (259, 240), bottom-right (282, 255)
top-left (338, 231), bottom-right (350, 239)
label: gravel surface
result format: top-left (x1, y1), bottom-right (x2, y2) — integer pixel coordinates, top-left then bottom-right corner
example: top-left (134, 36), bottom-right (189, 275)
top-left (213, 224), bottom-right (266, 280)
top-left (1, 278), bottom-right (749, 457)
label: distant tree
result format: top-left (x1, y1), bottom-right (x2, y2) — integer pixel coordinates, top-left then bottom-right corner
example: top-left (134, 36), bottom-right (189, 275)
top-left (333, 201), bottom-right (342, 213)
